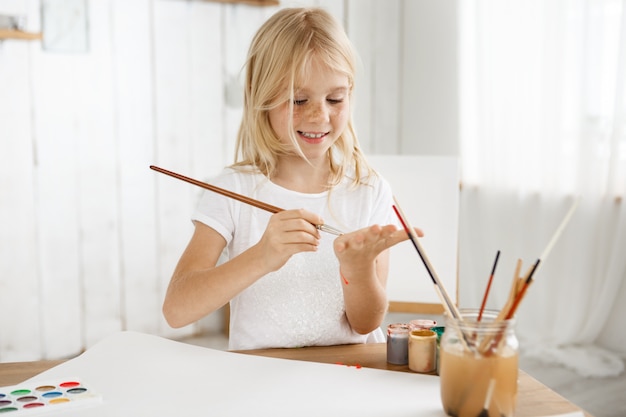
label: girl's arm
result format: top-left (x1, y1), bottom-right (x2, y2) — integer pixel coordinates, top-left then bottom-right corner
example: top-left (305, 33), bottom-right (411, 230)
top-left (163, 210), bottom-right (322, 328)
top-left (334, 225), bottom-right (421, 334)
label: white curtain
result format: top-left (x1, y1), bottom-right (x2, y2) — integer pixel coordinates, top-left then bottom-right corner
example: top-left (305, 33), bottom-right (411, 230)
top-left (458, 0), bottom-right (626, 377)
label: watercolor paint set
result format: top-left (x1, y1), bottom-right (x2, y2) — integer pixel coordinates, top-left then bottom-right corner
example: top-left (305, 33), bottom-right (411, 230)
top-left (0, 378), bottom-right (101, 414)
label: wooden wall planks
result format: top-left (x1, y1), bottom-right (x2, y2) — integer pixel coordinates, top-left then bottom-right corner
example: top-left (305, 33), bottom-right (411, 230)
top-left (0, 0), bottom-right (460, 361)
top-left (0, 30), bottom-right (42, 361)
top-left (112, 0), bottom-right (161, 339)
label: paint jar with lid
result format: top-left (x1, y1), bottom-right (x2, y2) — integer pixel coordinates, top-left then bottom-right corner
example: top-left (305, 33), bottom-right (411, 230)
top-left (408, 318), bottom-right (437, 331)
top-left (408, 329), bottom-right (437, 373)
top-left (386, 323), bottom-right (410, 365)
top-left (430, 326), bottom-right (445, 375)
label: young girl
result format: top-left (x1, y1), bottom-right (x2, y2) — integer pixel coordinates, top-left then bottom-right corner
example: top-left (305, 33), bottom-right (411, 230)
top-left (162, 7), bottom-right (421, 350)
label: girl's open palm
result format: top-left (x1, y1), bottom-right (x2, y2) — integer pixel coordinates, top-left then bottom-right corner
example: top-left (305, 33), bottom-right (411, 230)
top-left (333, 224), bottom-right (423, 278)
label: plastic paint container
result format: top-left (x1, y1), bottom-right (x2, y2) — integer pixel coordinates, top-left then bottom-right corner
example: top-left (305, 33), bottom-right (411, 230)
top-left (386, 323), bottom-right (410, 365)
top-left (408, 329), bottom-right (437, 373)
top-left (408, 319), bottom-right (437, 331)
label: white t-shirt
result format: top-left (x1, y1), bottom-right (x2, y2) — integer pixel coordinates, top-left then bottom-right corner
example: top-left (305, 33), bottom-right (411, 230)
top-left (192, 166), bottom-right (396, 350)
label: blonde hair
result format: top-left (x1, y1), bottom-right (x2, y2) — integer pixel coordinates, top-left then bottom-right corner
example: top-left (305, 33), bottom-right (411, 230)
top-left (233, 7), bottom-right (373, 188)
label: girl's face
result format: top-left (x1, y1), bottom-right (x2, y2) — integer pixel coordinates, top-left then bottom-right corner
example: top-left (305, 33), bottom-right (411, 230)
top-left (268, 59), bottom-right (351, 162)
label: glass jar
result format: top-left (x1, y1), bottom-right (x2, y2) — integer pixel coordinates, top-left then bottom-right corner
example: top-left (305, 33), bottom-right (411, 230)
top-left (439, 309), bottom-right (519, 417)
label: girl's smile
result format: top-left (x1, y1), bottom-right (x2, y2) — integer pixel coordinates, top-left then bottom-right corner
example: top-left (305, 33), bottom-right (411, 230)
top-left (298, 131), bottom-right (329, 144)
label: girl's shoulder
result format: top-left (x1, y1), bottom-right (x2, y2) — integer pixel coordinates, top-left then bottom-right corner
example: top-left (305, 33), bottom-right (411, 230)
top-left (211, 165), bottom-right (271, 194)
top-left (213, 165), bottom-right (263, 182)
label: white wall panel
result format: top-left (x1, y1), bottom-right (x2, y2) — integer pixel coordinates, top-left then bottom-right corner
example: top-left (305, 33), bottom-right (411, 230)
top-left (0, 34), bottom-right (42, 362)
top-left (152, 0), bottom-right (201, 340)
top-left (401, 0), bottom-right (459, 155)
top-left (31, 50), bottom-right (84, 359)
top-left (76, 0), bottom-right (123, 351)
top-left (347, 0), bottom-right (403, 154)
top-left (112, 0), bottom-right (161, 336)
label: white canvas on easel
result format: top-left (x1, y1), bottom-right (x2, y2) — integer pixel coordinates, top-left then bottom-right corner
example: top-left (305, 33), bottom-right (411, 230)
top-left (367, 155), bottom-right (460, 312)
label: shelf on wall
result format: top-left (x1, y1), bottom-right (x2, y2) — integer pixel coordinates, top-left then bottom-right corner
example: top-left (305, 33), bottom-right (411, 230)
top-left (0, 29), bottom-right (42, 40)
top-left (203, 0), bottom-right (279, 5)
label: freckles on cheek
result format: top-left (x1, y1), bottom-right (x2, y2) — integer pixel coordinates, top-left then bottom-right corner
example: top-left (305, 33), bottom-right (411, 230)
top-left (334, 106), bottom-right (349, 125)
top-left (291, 109), bottom-right (301, 124)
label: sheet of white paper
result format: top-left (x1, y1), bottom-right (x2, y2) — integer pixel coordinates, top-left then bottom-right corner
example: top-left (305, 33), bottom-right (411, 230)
top-left (23, 331), bottom-right (447, 416)
top-left (12, 332), bottom-right (587, 416)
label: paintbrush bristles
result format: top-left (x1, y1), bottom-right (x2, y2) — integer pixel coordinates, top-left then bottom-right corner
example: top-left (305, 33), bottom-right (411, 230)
top-left (478, 259), bottom-right (540, 354)
top-left (494, 259), bottom-right (524, 323)
top-left (505, 260), bottom-right (540, 320)
top-left (472, 199), bottom-right (576, 356)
